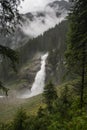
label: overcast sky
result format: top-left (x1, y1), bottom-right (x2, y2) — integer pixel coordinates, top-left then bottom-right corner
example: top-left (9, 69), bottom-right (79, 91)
top-left (19, 0), bottom-right (69, 14)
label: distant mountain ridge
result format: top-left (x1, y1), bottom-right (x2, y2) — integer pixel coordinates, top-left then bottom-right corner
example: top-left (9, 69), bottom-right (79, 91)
top-left (23, 0), bottom-right (70, 20)
top-left (21, 0), bottom-right (70, 37)
top-left (0, 0), bottom-right (71, 48)
top-left (48, 0), bottom-right (71, 10)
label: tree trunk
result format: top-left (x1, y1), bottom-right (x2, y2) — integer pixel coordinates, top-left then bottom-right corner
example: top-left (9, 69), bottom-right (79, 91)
top-left (80, 43), bottom-right (86, 109)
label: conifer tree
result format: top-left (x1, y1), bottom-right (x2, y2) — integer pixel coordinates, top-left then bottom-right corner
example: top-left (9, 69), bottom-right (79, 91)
top-left (13, 108), bottom-right (27, 130)
top-left (65, 0), bottom-right (87, 109)
top-left (0, 0), bottom-right (22, 92)
top-left (43, 81), bottom-right (57, 113)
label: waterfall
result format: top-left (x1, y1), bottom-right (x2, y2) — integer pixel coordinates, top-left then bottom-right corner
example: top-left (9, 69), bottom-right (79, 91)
top-left (20, 52), bottom-right (48, 99)
top-left (0, 96), bottom-right (4, 98)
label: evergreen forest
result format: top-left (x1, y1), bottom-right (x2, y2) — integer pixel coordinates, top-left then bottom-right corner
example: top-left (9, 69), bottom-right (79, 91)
top-left (0, 0), bottom-right (87, 130)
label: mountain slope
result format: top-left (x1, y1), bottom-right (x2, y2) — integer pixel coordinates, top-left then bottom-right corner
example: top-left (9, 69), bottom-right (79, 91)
top-left (0, 20), bottom-right (68, 91)
top-left (0, 0), bottom-right (70, 48)
top-left (21, 0), bottom-right (70, 37)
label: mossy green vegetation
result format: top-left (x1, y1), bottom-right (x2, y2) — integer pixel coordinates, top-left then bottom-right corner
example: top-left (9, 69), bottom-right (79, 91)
top-left (0, 0), bottom-right (87, 129)
top-left (0, 94), bottom-right (45, 122)
top-left (0, 79), bottom-right (87, 130)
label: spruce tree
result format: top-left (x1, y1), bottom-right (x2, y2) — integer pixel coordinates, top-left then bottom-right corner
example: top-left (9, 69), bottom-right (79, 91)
top-left (65, 0), bottom-right (87, 109)
top-left (0, 0), bottom-right (22, 92)
top-left (43, 81), bottom-right (57, 113)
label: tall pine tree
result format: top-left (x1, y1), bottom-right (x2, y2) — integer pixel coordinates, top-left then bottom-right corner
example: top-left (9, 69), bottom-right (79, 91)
top-left (65, 0), bottom-right (87, 109)
top-left (43, 81), bottom-right (57, 113)
top-left (0, 0), bottom-right (22, 93)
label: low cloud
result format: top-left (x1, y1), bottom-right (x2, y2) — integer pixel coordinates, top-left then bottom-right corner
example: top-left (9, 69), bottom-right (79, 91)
top-left (19, 0), bottom-right (69, 14)
top-left (21, 8), bottom-right (68, 37)
top-left (19, 0), bottom-right (69, 37)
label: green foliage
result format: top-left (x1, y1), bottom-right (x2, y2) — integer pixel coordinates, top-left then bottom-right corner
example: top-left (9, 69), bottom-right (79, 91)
top-left (0, 122), bottom-right (13, 130)
top-left (0, 44), bottom-right (18, 94)
top-left (48, 121), bottom-right (65, 130)
top-left (43, 81), bottom-right (57, 112)
top-left (66, 114), bottom-right (87, 130)
top-left (0, 82), bottom-right (87, 130)
top-left (0, 81), bottom-right (9, 96)
top-left (65, 0), bottom-right (87, 109)
top-left (0, 0), bottom-right (22, 93)
top-left (0, 45), bottom-right (19, 70)
top-left (0, 1), bottom-right (87, 129)
top-left (0, 0), bottom-right (23, 34)
top-left (65, 0), bottom-right (87, 73)
top-left (54, 85), bottom-right (73, 119)
top-left (37, 106), bottom-right (45, 118)
top-left (13, 108), bottom-right (27, 130)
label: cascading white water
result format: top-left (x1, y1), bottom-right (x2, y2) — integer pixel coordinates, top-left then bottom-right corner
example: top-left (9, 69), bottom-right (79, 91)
top-left (20, 52), bottom-right (48, 99)
top-left (0, 96), bottom-right (4, 98)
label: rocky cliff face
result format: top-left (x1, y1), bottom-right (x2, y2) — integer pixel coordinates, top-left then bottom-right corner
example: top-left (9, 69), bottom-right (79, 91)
top-left (18, 53), bottom-right (41, 90)
top-left (46, 50), bottom-right (66, 85)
